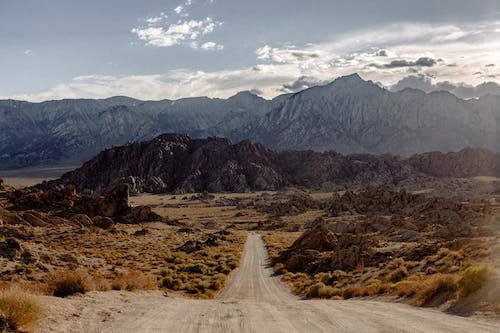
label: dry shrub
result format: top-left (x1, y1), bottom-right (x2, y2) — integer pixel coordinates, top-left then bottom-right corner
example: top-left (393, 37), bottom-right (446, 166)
top-left (364, 281), bottom-right (390, 296)
top-left (342, 286), bottom-right (363, 299)
top-left (393, 280), bottom-right (418, 297)
top-left (306, 283), bottom-right (341, 298)
top-left (415, 274), bottom-right (457, 305)
top-left (0, 281), bottom-right (49, 296)
top-left (388, 267), bottom-right (408, 283)
top-left (457, 265), bottom-right (490, 297)
top-left (0, 288), bottom-right (44, 332)
top-left (273, 263), bottom-right (287, 275)
top-left (90, 276), bottom-right (112, 291)
top-left (111, 271), bottom-right (156, 291)
top-left (46, 270), bottom-right (90, 297)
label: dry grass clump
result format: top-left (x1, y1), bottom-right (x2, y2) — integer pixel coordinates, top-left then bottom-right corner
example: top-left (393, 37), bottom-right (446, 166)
top-left (306, 283), bottom-right (341, 298)
top-left (339, 281), bottom-right (391, 299)
top-left (0, 288), bottom-right (43, 332)
top-left (363, 281), bottom-right (391, 296)
top-left (388, 267), bottom-right (409, 283)
top-left (111, 271), bottom-right (156, 291)
top-left (89, 276), bottom-right (112, 291)
top-left (457, 265), bottom-right (490, 297)
top-left (159, 250), bottom-right (239, 297)
top-left (415, 274), bottom-right (457, 305)
top-left (46, 270), bottom-right (90, 297)
top-left (393, 280), bottom-right (418, 297)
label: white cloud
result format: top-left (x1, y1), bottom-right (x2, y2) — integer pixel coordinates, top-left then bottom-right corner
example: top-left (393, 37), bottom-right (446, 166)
top-left (4, 68), bottom-right (297, 102)
top-left (390, 74), bottom-right (500, 99)
top-left (134, 0), bottom-right (222, 49)
top-left (255, 45), bottom-right (323, 64)
top-left (251, 21), bottom-right (500, 87)
top-left (145, 16), bottom-right (163, 24)
top-left (132, 17), bottom-right (223, 49)
top-left (173, 0), bottom-right (193, 16)
top-left (23, 49), bottom-right (31, 55)
top-left (200, 41), bottom-right (224, 50)
top-left (174, 5), bottom-right (184, 14)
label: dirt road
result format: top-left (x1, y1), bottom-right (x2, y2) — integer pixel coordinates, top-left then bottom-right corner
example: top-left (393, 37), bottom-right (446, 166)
top-left (41, 233), bottom-right (498, 332)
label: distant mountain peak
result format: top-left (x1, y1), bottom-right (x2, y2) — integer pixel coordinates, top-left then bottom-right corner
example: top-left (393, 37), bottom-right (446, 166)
top-left (327, 73), bottom-right (378, 89)
top-left (341, 73), bottom-right (363, 81)
top-left (229, 90), bottom-right (264, 101)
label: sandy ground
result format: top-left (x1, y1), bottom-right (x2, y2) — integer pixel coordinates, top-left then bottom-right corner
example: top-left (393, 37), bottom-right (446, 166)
top-left (39, 233), bottom-right (499, 333)
top-left (0, 165), bottom-right (78, 188)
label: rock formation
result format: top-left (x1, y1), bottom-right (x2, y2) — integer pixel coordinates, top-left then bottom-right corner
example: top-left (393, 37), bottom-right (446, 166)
top-left (6, 183), bottom-right (163, 224)
top-left (40, 134), bottom-right (500, 194)
top-left (274, 188), bottom-right (491, 274)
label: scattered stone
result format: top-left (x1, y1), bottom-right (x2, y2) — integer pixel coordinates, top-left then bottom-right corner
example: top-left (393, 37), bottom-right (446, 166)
top-left (70, 214), bottom-right (93, 227)
top-left (133, 228), bottom-right (149, 236)
top-left (91, 216), bottom-right (116, 230)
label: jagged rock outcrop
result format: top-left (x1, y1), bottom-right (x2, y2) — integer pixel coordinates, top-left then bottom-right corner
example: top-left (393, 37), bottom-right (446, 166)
top-left (6, 183), bottom-right (163, 224)
top-left (408, 147), bottom-right (500, 177)
top-left (40, 134), bottom-right (500, 194)
top-left (273, 188), bottom-right (491, 275)
top-left (42, 134), bottom-right (287, 194)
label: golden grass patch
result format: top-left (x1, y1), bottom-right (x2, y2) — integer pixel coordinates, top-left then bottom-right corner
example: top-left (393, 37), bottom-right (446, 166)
top-left (0, 288), bottom-right (43, 332)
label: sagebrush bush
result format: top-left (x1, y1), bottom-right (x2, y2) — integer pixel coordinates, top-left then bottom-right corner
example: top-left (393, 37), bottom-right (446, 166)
top-left (393, 280), bottom-right (417, 297)
top-left (415, 274), bottom-right (457, 305)
top-left (0, 288), bottom-right (43, 332)
top-left (364, 281), bottom-right (390, 296)
top-left (306, 282), bottom-right (340, 298)
top-left (342, 286), bottom-right (362, 299)
top-left (306, 283), bottom-right (325, 298)
top-left (388, 267), bottom-right (408, 283)
top-left (47, 270), bottom-right (90, 297)
top-left (111, 271), bottom-right (156, 291)
top-left (273, 263), bottom-right (287, 275)
top-left (457, 265), bottom-right (490, 297)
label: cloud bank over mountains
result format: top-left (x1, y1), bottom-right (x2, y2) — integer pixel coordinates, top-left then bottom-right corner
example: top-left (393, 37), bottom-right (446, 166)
top-left (3, 2), bottom-right (500, 102)
top-left (390, 74), bottom-right (500, 99)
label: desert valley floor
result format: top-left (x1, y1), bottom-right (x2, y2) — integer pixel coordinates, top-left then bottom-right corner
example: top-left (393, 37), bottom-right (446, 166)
top-left (38, 233), bottom-right (498, 333)
top-left (0, 175), bottom-right (499, 332)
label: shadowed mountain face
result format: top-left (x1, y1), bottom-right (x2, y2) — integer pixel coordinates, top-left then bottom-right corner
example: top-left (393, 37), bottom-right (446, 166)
top-left (42, 134), bottom-right (500, 194)
top-left (2, 74), bottom-right (499, 169)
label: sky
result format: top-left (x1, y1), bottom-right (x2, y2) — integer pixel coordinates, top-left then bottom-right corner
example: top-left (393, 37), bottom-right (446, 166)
top-left (1, 0), bottom-right (500, 101)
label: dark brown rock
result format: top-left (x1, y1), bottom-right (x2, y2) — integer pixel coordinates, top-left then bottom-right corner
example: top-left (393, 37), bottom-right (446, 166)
top-left (177, 240), bottom-right (203, 254)
top-left (39, 134), bottom-right (500, 194)
top-left (91, 216), bottom-right (116, 229)
top-left (0, 238), bottom-right (22, 259)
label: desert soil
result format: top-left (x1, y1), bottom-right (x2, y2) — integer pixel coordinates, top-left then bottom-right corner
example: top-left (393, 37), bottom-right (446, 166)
top-left (39, 233), bottom-right (498, 333)
top-left (0, 165), bottom-right (78, 188)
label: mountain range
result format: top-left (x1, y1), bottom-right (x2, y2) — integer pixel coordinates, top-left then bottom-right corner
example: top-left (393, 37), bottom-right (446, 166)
top-left (1, 74), bottom-right (499, 169)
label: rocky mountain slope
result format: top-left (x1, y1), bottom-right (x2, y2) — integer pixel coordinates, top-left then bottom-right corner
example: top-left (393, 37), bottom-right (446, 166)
top-left (1, 74), bottom-right (499, 169)
top-left (244, 75), bottom-right (500, 155)
top-left (0, 92), bottom-right (276, 169)
top-left (41, 134), bottom-right (500, 194)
